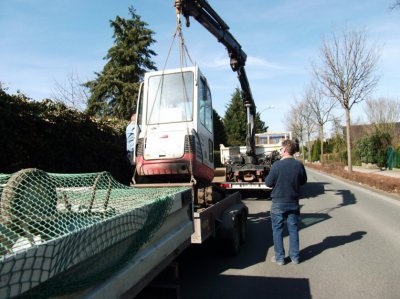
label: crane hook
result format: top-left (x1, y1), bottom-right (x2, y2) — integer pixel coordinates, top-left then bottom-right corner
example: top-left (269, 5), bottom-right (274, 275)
top-left (174, 0), bottom-right (182, 26)
top-left (174, 0), bottom-right (190, 27)
top-left (174, 0), bottom-right (182, 16)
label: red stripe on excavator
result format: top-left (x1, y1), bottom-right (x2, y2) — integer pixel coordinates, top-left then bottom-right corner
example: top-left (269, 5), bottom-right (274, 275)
top-left (135, 153), bottom-right (214, 182)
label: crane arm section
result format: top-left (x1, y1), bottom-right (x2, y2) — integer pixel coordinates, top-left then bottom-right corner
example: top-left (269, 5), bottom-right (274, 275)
top-left (175, 0), bottom-right (257, 158)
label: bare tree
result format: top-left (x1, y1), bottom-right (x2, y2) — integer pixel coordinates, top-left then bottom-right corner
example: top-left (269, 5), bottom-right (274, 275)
top-left (305, 83), bottom-right (337, 164)
top-left (364, 97), bottom-right (400, 125)
top-left (364, 97), bottom-right (400, 142)
top-left (313, 28), bottom-right (380, 171)
top-left (329, 115), bottom-right (347, 161)
top-left (300, 100), bottom-right (316, 162)
top-left (288, 99), bottom-right (316, 161)
top-left (330, 115), bottom-right (344, 138)
top-left (52, 71), bottom-right (90, 111)
top-left (286, 101), bottom-right (306, 158)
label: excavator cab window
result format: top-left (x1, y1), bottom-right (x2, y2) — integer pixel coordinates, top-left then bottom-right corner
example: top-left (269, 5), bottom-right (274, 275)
top-left (198, 77), bottom-right (213, 133)
top-left (147, 71), bottom-right (194, 124)
top-left (136, 82), bottom-right (144, 128)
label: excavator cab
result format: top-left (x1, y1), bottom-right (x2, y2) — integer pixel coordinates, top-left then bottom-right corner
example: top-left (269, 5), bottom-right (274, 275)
top-left (134, 66), bottom-right (215, 183)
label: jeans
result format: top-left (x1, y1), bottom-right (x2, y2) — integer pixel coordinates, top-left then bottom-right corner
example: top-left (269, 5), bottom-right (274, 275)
top-left (127, 151), bottom-right (134, 165)
top-left (271, 202), bottom-right (300, 262)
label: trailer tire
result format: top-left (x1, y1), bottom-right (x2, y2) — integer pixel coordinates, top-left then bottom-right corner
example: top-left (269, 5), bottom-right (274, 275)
top-left (239, 212), bottom-right (247, 244)
top-left (226, 217), bottom-right (240, 255)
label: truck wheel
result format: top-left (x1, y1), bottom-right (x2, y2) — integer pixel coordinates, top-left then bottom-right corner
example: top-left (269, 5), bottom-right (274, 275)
top-left (239, 213), bottom-right (247, 244)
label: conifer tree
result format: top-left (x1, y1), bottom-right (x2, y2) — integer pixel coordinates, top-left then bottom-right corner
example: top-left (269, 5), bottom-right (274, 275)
top-left (255, 112), bottom-right (267, 133)
top-left (224, 88), bottom-right (247, 146)
top-left (223, 88), bottom-right (266, 146)
top-left (213, 109), bottom-right (227, 149)
top-left (85, 7), bottom-right (157, 119)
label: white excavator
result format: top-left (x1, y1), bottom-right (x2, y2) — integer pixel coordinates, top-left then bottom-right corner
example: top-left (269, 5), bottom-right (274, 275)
top-left (133, 0), bottom-right (281, 188)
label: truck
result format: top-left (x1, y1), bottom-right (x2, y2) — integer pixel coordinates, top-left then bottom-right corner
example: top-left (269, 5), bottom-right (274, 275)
top-left (217, 132), bottom-right (292, 189)
top-left (0, 1), bottom-right (274, 298)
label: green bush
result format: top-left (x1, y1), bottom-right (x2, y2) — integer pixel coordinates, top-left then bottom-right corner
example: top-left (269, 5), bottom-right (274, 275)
top-left (0, 89), bottom-right (132, 184)
top-left (352, 147), bottom-right (361, 166)
top-left (357, 132), bottom-right (391, 167)
top-left (311, 139), bottom-right (321, 162)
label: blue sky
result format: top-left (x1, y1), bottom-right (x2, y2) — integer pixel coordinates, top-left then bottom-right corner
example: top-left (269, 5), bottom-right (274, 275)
top-left (1, 0), bottom-right (399, 133)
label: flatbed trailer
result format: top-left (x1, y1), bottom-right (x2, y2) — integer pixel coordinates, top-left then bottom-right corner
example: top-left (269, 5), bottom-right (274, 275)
top-left (55, 184), bottom-right (247, 299)
top-left (54, 188), bottom-right (193, 299)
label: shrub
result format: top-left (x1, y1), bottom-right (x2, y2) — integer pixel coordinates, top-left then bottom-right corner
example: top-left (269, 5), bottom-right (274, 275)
top-left (0, 90), bottom-right (132, 184)
top-left (357, 132), bottom-right (391, 167)
top-left (311, 139), bottom-right (321, 162)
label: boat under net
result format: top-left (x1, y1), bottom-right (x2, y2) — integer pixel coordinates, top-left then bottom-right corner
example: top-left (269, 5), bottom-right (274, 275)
top-left (0, 168), bottom-right (189, 298)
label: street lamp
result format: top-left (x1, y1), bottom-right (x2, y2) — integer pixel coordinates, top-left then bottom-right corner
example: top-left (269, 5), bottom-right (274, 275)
top-left (258, 105), bottom-right (275, 132)
top-left (258, 105), bottom-right (275, 115)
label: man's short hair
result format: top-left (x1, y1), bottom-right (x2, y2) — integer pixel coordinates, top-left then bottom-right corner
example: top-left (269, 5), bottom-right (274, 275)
top-left (282, 139), bottom-right (297, 155)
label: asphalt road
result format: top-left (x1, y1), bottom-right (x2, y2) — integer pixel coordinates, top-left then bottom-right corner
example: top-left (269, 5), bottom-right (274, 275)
top-left (177, 167), bottom-right (400, 299)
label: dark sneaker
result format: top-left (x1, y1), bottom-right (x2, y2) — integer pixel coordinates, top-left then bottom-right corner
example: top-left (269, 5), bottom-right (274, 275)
top-left (271, 256), bottom-right (284, 266)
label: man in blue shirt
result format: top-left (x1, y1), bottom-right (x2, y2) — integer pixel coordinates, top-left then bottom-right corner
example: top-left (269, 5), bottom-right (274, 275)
top-left (126, 113), bottom-right (136, 166)
top-left (265, 139), bottom-right (307, 265)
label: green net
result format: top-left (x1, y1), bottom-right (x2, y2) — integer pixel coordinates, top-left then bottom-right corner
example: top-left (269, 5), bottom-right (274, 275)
top-left (0, 168), bottom-right (189, 298)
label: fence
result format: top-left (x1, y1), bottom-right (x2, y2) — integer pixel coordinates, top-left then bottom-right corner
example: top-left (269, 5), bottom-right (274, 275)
top-left (387, 147), bottom-right (400, 169)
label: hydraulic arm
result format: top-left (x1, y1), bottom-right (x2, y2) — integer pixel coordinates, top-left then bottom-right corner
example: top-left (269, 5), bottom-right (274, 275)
top-left (175, 0), bottom-right (257, 162)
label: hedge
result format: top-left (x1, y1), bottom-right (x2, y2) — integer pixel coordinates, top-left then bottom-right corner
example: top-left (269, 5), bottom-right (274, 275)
top-left (0, 90), bottom-right (132, 184)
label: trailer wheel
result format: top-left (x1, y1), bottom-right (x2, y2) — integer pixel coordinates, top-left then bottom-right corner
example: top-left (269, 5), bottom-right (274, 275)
top-left (226, 217), bottom-right (240, 255)
top-left (239, 212), bottom-right (247, 244)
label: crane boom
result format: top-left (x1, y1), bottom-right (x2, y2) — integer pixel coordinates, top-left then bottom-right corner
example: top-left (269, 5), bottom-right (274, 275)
top-left (175, 0), bottom-right (257, 159)
top-left (134, 1), bottom-right (280, 186)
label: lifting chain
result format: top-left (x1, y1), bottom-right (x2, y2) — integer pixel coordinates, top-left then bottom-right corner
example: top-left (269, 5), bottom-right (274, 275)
top-left (174, 0), bottom-right (196, 186)
top-left (174, 0), bottom-right (182, 26)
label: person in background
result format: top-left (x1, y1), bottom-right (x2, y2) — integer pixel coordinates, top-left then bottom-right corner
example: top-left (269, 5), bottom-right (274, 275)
top-left (265, 139), bottom-right (307, 265)
top-left (126, 112), bottom-right (137, 166)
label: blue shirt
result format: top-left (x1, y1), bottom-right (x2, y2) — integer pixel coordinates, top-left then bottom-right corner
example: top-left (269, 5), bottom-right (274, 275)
top-left (126, 122), bottom-right (136, 153)
top-left (265, 157), bottom-right (307, 203)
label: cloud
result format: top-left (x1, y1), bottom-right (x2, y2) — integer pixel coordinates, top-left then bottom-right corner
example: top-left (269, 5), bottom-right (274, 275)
top-left (201, 53), bottom-right (292, 72)
top-left (246, 56), bottom-right (288, 70)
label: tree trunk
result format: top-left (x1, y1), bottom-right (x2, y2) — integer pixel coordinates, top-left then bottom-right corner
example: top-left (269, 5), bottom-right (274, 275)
top-left (320, 125), bottom-right (324, 164)
top-left (346, 108), bottom-right (352, 172)
top-left (307, 133), bottom-right (312, 161)
top-left (300, 137), bottom-right (304, 160)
